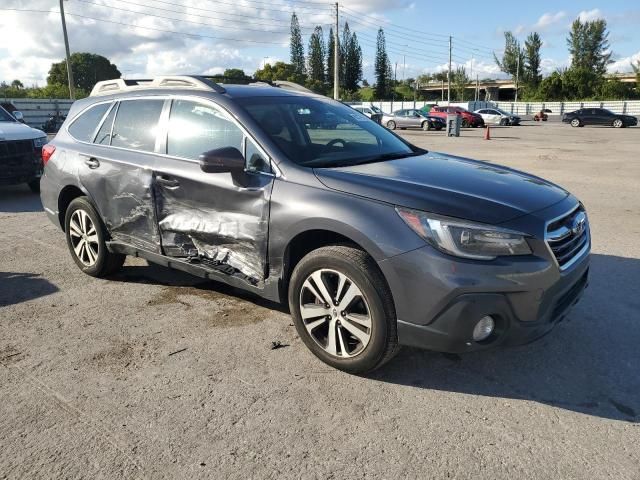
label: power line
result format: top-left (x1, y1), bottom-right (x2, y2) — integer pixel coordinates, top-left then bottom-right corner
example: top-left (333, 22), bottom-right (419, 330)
top-left (0, 8), bottom-right (289, 45)
top-left (73, 0), bottom-right (319, 33)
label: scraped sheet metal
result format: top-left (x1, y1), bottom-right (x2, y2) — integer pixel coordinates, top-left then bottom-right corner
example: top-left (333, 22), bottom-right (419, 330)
top-left (156, 189), bottom-right (268, 287)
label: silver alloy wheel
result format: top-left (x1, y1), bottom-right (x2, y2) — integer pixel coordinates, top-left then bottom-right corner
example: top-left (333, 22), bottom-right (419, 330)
top-left (571, 118), bottom-right (580, 127)
top-left (613, 119), bottom-right (623, 128)
top-left (299, 269), bottom-right (372, 358)
top-left (69, 209), bottom-right (99, 267)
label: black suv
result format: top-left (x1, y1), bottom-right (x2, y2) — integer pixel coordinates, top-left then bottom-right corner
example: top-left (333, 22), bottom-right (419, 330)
top-left (41, 76), bottom-right (590, 373)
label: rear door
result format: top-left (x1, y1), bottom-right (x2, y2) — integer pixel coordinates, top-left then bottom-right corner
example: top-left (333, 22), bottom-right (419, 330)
top-left (77, 98), bottom-right (164, 253)
top-left (152, 97), bottom-right (274, 287)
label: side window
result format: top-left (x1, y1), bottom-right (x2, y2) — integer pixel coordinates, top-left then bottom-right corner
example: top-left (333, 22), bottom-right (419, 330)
top-left (94, 104), bottom-right (117, 145)
top-left (68, 102), bottom-right (111, 142)
top-left (111, 99), bottom-right (164, 152)
top-left (167, 99), bottom-right (243, 160)
top-left (245, 138), bottom-right (271, 174)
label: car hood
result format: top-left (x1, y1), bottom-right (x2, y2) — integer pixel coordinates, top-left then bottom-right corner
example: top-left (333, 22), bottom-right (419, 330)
top-left (0, 122), bottom-right (45, 141)
top-left (314, 152), bottom-right (569, 224)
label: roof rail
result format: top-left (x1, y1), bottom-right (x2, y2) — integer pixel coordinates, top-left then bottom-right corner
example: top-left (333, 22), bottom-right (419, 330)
top-left (89, 75), bottom-right (226, 97)
top-left (89, 75), bottom-right (317, 97)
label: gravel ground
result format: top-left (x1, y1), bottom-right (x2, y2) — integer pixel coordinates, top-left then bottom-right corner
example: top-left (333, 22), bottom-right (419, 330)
top-left (1, 121), bottom-right (639, 479)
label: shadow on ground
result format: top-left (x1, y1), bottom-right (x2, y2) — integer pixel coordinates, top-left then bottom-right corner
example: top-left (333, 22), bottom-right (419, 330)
top-left (0, 272), bottom-right (59, 307)
top-left (110, 262), bottom-right (287, 313)
top-left (0, 185), bottom-right (43, 213)
top-left (371, 253), bottom-right (640, 422)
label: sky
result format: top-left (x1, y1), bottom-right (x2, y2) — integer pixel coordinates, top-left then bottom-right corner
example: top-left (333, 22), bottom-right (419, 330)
top-left (1, 0), bottom-right (639, 87)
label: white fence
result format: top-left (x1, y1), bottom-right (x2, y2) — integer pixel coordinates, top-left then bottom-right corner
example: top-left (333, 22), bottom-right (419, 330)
top-left (361, 99), bottom-right (640, 116)
top-left (4, 98), bottom-right (74, 128)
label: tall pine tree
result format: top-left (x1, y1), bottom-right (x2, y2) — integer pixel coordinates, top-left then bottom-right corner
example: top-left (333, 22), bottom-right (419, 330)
top-left (341, 22), bottom-right (363, 92)
top-left (290, 13), bottom-right (306, 82)
top-left (374, 28), bottom-right (392, 99)
top-left (326, 27), bottom-right (335, 88)
top-left (567, 18), bottom-right (612, 76)
top-left (307, 26), bottom-right (326, 83)
top-left (524, 32), bottom-right (542, 88)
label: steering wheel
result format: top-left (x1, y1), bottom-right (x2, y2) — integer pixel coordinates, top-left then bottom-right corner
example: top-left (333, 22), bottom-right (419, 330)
top-left (326, 138), bottom-right (347, 148)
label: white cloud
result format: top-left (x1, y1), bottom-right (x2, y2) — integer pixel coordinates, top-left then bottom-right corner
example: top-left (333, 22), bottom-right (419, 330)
top-left (577, 9), bottom-right (604, 22)
top-left (608, 50), bottom-right (640, 73)
top-left (534, 11), bottom-right (567, 29)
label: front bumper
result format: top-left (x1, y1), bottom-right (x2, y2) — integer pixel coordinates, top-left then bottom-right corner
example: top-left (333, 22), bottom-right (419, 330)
top-left (0, 143), bottom-right (42, 186)
top-left (378, 201), bottom-right (591, 353)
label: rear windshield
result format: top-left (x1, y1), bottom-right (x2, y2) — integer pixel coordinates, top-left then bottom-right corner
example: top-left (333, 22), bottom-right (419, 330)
top-left (236, 96), bottom-right (420, 168)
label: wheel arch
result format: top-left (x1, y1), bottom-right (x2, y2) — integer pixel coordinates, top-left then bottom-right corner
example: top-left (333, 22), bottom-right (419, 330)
top-left (279, 226), bottom-right (395, 310)
top-left (58, 185), bottom-right (90, 231)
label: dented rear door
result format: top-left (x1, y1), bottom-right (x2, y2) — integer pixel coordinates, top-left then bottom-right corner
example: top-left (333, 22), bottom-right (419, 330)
top-left (78, 98), bottom-right (165, 253)
top-left (153, 98), bottom-right (274, 287)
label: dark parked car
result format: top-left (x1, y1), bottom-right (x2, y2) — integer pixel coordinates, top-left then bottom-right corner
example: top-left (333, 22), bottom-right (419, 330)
top-left (382, 109), bottom-right (445, 131)
top-left (41, 76), bottom-right (590, 373)
top-left (562, 108), bottom-right (637, 128)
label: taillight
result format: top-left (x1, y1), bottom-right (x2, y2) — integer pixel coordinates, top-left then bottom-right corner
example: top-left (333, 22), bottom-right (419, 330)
top-left (42, 144), bottom-right (56, 165)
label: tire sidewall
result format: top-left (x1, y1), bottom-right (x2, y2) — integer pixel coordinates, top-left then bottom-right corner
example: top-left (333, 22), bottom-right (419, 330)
top-left (288, 250), bottom-right (391, 373)
top-left (64, 197), bottom-right (109, 276)
top-left (387, 120), bottom-right (396, 130)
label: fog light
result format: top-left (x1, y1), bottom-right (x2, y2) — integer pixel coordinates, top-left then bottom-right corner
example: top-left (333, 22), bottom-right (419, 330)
top-left (473, 316), bottom-right (495, 342)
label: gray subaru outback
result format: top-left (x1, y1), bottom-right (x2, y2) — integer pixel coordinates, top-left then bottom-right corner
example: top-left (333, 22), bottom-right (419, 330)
top-left (40, 76), bottom-right (590, 373)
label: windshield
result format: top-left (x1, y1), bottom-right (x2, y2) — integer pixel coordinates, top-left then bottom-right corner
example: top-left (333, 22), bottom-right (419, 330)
top-left (0, 107), bottom-right (16, 122)
top-left (237, 96), bottom-right (422, 168)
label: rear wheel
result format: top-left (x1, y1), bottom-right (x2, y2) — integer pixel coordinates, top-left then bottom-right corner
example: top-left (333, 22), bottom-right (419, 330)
top-left (613, 119), bottom-right (624, 128)
top-left (64, 197), bottom-right (125, 277)
top-left (288, 246), bottom-right (399, 374)
top-left (570, 118), bottom-right (581, 127)
top-left (386, 120), bottom-right (396, 130)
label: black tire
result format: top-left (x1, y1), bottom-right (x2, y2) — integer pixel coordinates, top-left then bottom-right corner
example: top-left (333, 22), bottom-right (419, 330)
top-left (27, 179), bottom-right (40, 193)
top-left (612, 119), bottom-right (624, 128)
top-left (570, 118), bottom-right (581, 128)
top-left (462, 119), bottom-right (470, 128)
top-left (288, 245), bottom-right (399, 374)
top-left (499, 118), bottom-right (507, 126)
top-left (64, 196), bottom-right (125, 277)
top-left (422, 121), bottom-right (431, 131)
top-left (386, 120), bottom-right (396, 130)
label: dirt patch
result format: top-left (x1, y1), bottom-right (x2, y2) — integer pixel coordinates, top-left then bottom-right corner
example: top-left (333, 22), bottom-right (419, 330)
top-left (147, 285), bottom-right (275, 328)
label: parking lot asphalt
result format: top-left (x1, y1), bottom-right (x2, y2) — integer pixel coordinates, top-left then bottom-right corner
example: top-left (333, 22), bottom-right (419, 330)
top-left (1, 121), bottom-right (639, 479)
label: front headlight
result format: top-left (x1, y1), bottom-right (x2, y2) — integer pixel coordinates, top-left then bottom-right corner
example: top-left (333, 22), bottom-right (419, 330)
top-left (396, 207), bottom-right (532, 260)
top-left (33, 136), bottom-right (47, 148)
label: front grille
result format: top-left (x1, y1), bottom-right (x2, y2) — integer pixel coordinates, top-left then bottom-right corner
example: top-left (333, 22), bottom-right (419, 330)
top-left (546, 206), bottom-right (590, 269)
top-left (0, 140), bottom-right (38, 179)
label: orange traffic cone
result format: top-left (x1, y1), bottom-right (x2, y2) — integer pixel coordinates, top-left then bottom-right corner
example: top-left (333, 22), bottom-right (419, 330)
top-left (484, 124), bottom-right (491, 140)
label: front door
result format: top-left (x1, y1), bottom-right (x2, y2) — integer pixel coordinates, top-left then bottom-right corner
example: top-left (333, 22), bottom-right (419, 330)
top-left (152, 98), bottom-right (274, 287)
top-left (78, 99), bottom-right (164, 253)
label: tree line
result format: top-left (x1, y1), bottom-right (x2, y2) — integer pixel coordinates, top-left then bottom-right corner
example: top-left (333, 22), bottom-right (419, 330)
top-left (495, 17), bottom-right (639, 101)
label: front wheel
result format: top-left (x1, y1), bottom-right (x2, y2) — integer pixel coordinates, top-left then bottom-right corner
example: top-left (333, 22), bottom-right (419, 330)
top-left (288, 246), bottom-right (399, 374)
top-left (422, 121), bottom-right (432, 131)
top-left (461, 119), bottom-right (470, 128)
top-left (386, 120), bottom-right (396, 130)
top-left (570, 118), bottom-right (581, 127)
top-left (613, 119), bottom-right (624, 128)
top-left (64, 197), bottom-right (126, 277)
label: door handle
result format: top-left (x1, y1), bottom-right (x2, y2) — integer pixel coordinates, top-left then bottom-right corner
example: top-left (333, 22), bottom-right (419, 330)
top-left (84, 157), bottom-right (100, 169)
top-left (156, 175), bottom-right (180, 188)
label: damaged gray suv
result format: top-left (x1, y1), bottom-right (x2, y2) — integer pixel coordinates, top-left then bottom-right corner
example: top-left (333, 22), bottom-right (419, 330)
top-left (41, 76), bottom-right (590, 373)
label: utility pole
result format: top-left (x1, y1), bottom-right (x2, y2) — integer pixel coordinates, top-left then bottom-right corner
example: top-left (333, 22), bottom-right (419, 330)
top-left (515, 53), bottom-right (520, 103)
top-left (391, 61), bottom-right (398, 112)
top-left (59, 0), bottom-right (75, 100)
top-left (333, 2), bottom-right (339, 100)
top-left (447, 36), bottom-right (452, 105)
top-left (476, 75), bottom-right (479, 102)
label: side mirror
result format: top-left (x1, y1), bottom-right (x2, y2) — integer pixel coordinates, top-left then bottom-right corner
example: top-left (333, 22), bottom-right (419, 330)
top-left (13, 111), bottom-right (24, 122)
top-left (199, 147), bottom-right (245, 174)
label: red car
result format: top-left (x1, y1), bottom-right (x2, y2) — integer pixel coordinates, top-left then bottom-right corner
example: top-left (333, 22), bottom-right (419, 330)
top-left (429, 106), bottom-right (485, 128)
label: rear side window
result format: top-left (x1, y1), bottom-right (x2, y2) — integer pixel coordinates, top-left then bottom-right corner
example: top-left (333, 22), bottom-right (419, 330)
top-left (167, 99), bottom-right (243, 160)
top-left (68, 103), bottom-right (111, 142)
top-left (111, 99), bottom-right (164, 152)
